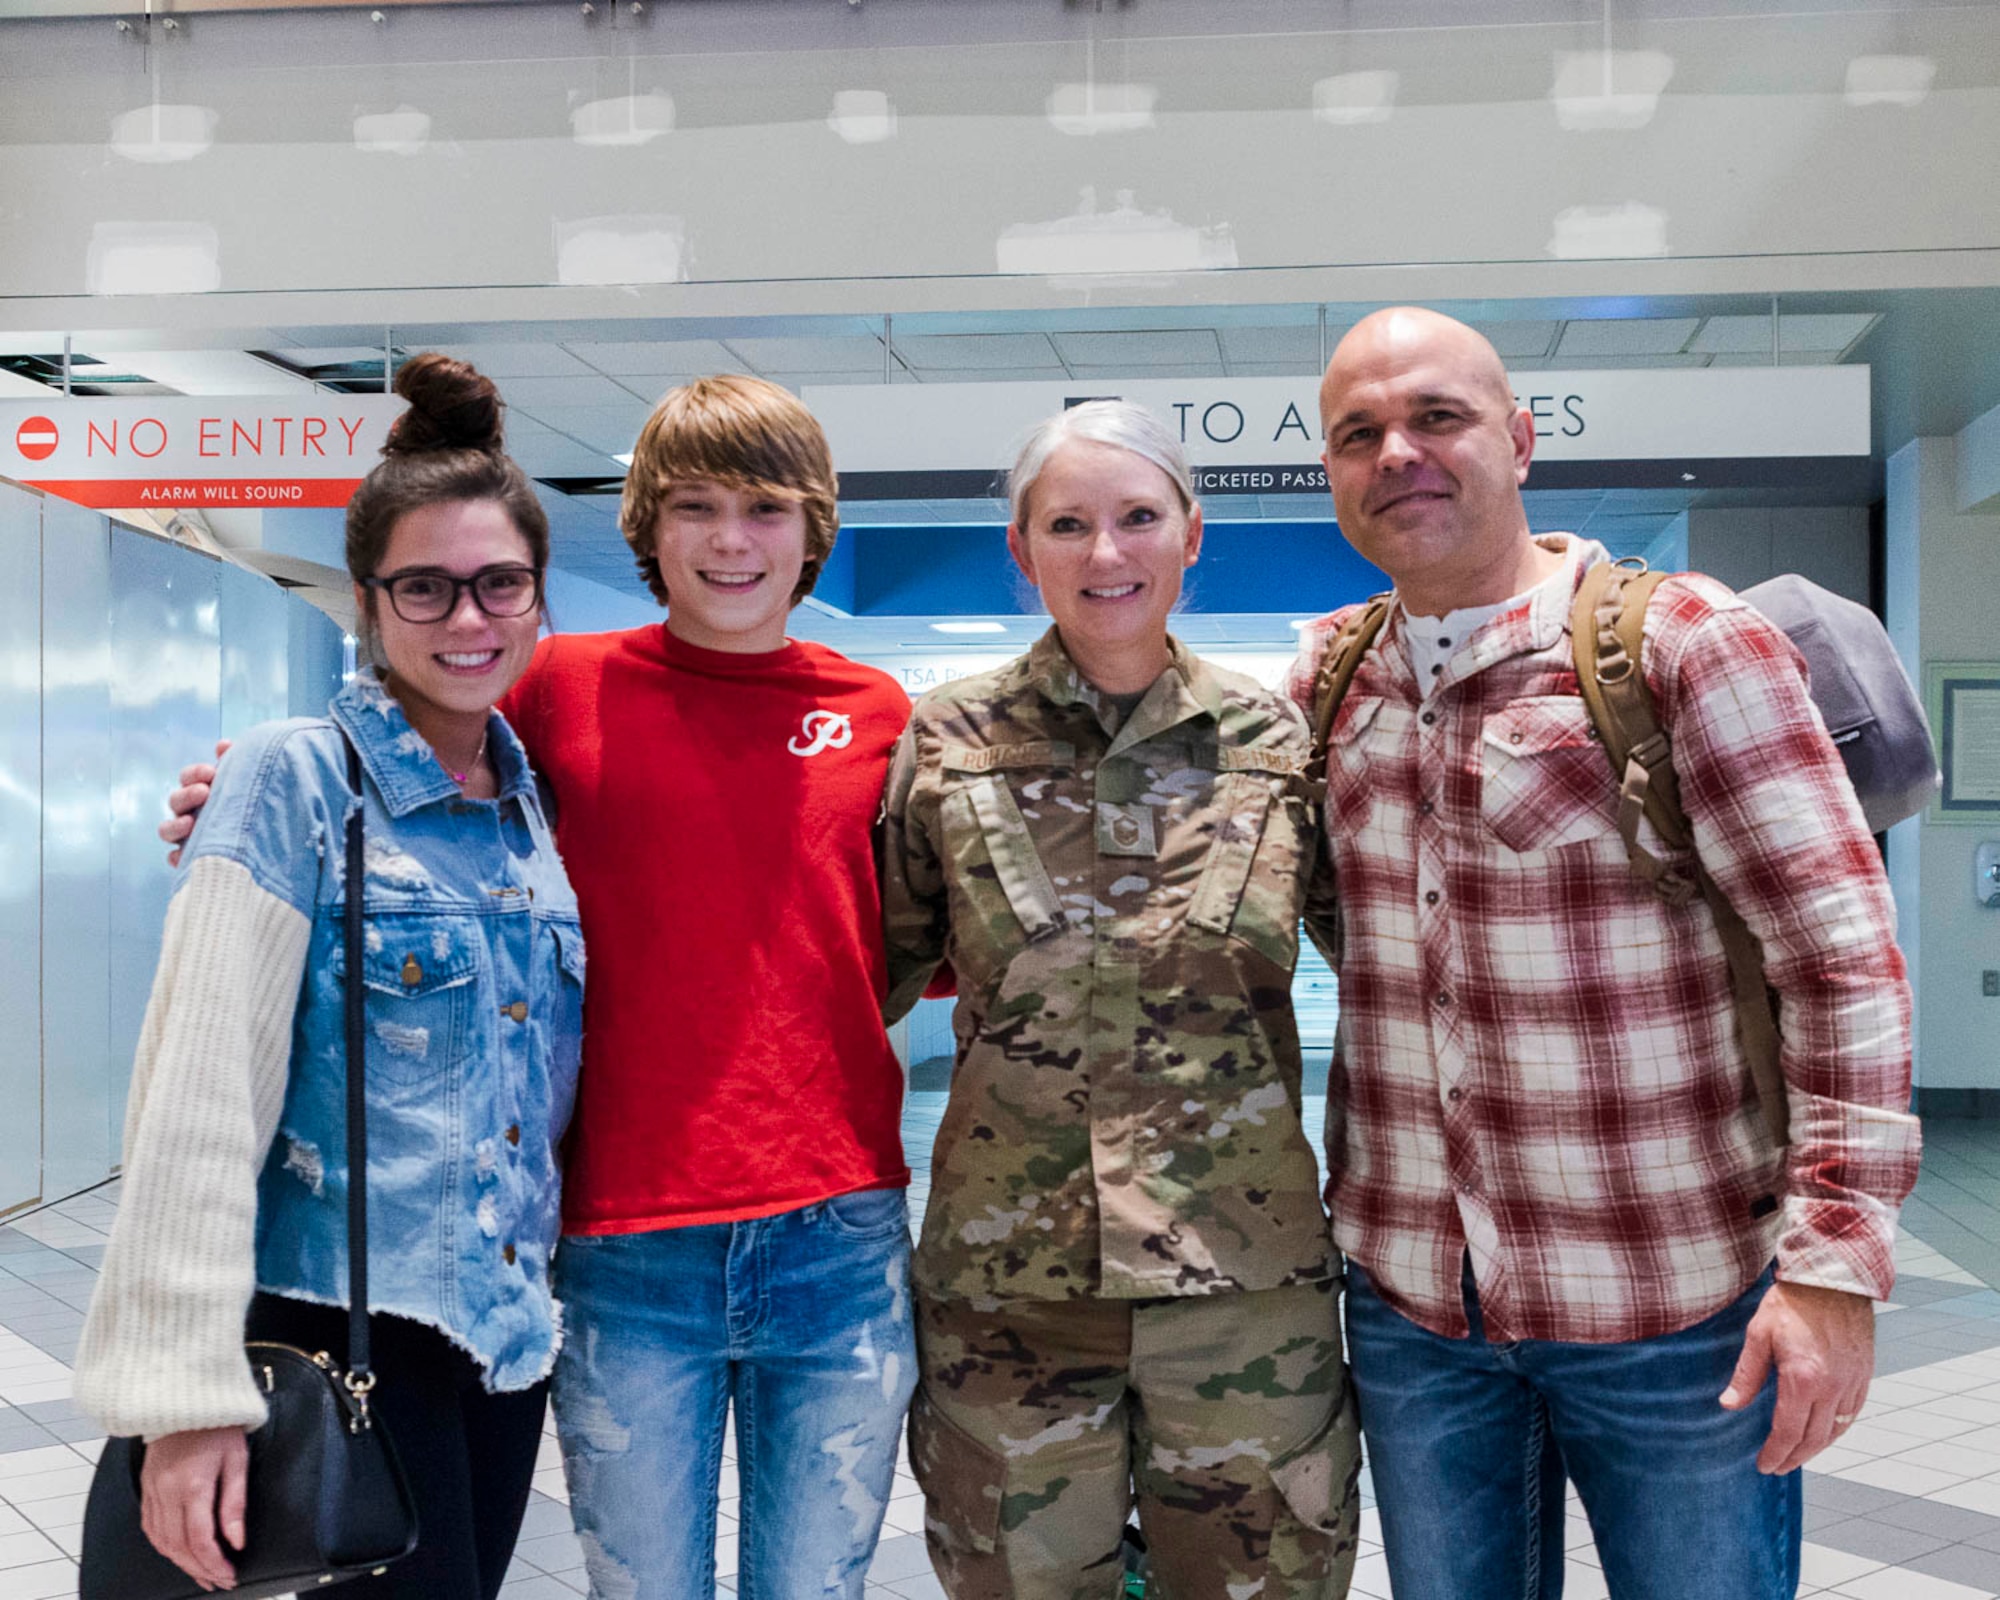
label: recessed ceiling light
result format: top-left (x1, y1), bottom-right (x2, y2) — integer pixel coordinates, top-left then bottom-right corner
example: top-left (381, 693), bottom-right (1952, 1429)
top-left (1312, 71), bottom-right (1398, 126)
top-left (931, 621), bottom-right (1007, 635)
top-left (1846, 56), bottom-right (1935, 107)
top-left (110, 103), bottom-right (218, 163)
top-left (571, 93), bottom-right (675, 148)
top-left (829, 90), bottom-right (897, 144)
top-left (1547, 202), bottom-right (1669, 260)
top-left (1550, 51), bottom-right (1675, 131)
top-left (87, 222), bottom-right (221, 295)
top-left (354, 106), bottom-right (431, 156)
top-left (555, 216), bottom-right (687, 286)
top-left (1046, 82), bottom-right (1156, 136)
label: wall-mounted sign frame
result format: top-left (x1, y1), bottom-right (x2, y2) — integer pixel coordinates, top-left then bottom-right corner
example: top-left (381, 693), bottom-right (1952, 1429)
top-left (0, 396), bottom-right (401, 509)
top-left (804, 367), bottom-right (1873, 501)
top-left (1926, 661), bottom-right (2000, 821)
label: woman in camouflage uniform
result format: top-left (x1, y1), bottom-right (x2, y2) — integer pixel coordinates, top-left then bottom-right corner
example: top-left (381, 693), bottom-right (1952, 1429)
top-left (879, 401), bottom-right (1360, 1600)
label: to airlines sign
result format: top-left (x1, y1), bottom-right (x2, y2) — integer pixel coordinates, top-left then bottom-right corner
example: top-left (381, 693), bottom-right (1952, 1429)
top-left (0, 397), bottom-right (402, 509)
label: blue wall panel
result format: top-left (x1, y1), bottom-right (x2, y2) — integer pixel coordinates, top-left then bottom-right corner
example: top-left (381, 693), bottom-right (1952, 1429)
top-left (0, 491), bottom-right (43, 1214)
top-left (842, 522), bottom-right (1386, 618)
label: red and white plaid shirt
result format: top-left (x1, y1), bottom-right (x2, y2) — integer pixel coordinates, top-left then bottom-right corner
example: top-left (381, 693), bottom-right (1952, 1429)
top-left (1285, 535), bottom-right (1919, 1343)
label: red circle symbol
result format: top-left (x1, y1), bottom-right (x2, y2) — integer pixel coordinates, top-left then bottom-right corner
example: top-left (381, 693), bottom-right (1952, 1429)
top-left (15, 416), bottom-right (58, 462)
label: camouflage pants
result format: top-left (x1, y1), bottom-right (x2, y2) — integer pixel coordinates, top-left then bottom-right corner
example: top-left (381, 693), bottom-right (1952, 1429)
top-left (909, 1280), bottom-right (1361, 1600)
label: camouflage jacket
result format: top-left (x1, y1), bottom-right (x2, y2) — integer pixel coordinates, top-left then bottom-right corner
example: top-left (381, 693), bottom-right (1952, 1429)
top-left (880, 627), bottom-right (1335, 1302)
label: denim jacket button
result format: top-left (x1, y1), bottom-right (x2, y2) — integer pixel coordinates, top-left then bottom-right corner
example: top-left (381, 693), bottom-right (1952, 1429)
top-left (400, 954), bottom-right (423, 987)
top-left (505, 1123), bottom-right (521, 1147)
top-left (504, 1001), bottom-right (528, 1023)
top-left (502, 1243), bottom-right (517, 1266)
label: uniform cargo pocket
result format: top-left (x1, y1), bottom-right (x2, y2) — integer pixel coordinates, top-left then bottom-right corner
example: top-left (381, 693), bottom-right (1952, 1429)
top-left (1267, 1373), bottom-right (1363, 1536)
top-left (1188, 770), bottom-right (1310, 970)
top-left (907, 1386), bottom-right (1006, 1555)
top-left (940, 776), bottom-right (1065, 953)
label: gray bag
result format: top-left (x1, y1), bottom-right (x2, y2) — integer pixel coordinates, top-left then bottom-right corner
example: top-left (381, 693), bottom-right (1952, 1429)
top-left (1738, 574), bottom-right (1940, 833)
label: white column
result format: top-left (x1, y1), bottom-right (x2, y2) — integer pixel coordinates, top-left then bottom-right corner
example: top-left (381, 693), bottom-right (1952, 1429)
top-left (1884, 433), bottom-right (2000, 1102)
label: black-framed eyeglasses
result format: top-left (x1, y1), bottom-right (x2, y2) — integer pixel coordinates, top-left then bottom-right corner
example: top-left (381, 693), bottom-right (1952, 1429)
top-left (364, 564), bottom-right (541, 624)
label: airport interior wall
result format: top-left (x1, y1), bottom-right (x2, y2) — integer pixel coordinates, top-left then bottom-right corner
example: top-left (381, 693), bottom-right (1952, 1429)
top-left (0, 474), bottom-right (344, 1217)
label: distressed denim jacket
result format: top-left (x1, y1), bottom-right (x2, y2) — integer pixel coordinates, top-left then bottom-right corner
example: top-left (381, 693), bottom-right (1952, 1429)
top-left (188, 669), bottom-right (584, 1390)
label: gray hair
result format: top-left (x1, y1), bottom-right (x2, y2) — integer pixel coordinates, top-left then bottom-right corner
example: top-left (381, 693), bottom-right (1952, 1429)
top-left (1006, 400), bottom-right (1197, 527)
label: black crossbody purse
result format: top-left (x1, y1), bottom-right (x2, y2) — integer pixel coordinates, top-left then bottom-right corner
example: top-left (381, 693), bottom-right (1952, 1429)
top-left (81, 735), bottom-right (420, 1599)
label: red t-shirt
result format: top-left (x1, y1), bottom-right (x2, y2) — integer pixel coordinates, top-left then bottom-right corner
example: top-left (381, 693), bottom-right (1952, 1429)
top-left (501, 626), bottom-right (912, 1234)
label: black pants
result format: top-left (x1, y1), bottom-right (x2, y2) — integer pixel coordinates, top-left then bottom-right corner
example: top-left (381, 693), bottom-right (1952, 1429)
top-left (247, 1293), bottom-right (548, 1600)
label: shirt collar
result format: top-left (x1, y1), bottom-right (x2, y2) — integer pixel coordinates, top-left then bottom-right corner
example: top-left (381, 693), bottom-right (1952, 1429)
top-left (329, 668), bottom-right (535, 819)
top-left (1023, 625), bottom-right (1223, 750)
top-left (1408, 532), bottom-right (1606, 693)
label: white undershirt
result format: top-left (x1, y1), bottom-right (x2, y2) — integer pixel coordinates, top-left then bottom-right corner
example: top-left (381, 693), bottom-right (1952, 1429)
top-left (1402, 573), bottom-right (1560, 697)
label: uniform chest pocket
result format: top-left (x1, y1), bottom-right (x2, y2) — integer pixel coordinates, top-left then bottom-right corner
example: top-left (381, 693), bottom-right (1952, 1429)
top-left (1478, 698), bottom-right (1622, 853)
top-left (1187, 757), bottom-right (1315, 971)
top-left (939, 743), bottom-right (1072, 952)
top-left (351, 922), bottom-right (482, 1090)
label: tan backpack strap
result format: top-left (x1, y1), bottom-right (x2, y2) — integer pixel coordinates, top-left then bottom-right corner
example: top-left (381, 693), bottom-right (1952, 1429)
top-left (1307, 595), bottom-right (1394, 784)
top-left (1570, 559), bottom-right (1788, 1147)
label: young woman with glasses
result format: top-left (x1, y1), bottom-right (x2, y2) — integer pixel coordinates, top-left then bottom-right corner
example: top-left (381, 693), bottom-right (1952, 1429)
top-left (76, 354), bottom-right (585, 1600)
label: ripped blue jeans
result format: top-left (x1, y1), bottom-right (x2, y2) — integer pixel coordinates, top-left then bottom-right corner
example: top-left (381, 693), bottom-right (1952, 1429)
top-left (551, 1189), bottom-right (918, 1600)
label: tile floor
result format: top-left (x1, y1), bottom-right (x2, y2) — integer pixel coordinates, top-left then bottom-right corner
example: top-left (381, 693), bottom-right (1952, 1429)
top-left (2, 1108), bottom-right (1998, 1599)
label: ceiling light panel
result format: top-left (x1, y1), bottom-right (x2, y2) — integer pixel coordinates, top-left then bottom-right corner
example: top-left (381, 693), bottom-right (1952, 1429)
top-left (1554, 317), bottom-right (1699, 357)
top-left (726, 336), bottom-right (888, 373)
top-left (562, 339), bottom-right (740, 375)
top-left (1217, 326), bottom-right (1323, 364)
top-left (1689, 314), bottom-right (1878, 355)
top-left (893, 333), bottom-right (1062, 370)
top-left (540, 403), bottom-right (655, 454)
top-left (495, 374), bottom-right (646, 410)
top-left (1050, 329), bottom-right (1222, 367)
top-left (1067, 363), bottom-right (1225, 382)
top-left (1471, 321), bottom-right (1562, 359)
top-left (428, 342), bottom-right (597, 378)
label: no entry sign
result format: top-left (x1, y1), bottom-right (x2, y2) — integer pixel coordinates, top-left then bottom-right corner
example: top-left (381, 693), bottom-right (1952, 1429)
top-left (0, 396), bottom-right (403, 509)
top-left (14, 416), bottom-right (58, 463)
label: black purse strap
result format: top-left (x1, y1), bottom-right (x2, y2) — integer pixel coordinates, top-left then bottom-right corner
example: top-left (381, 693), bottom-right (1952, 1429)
top-left (341, 733), bottom-right (376, 1412)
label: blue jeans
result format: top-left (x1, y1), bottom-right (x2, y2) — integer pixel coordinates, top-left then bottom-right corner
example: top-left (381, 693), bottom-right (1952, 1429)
top-left (1345, 1259), bottom-right (1800, 1600)
top-left (551, 1190), bottom-right (920, 1600)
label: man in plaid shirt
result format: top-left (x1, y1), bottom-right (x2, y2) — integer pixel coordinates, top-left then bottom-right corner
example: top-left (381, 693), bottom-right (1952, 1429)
top-left (1287, 307), bottom-right (1920, 1600)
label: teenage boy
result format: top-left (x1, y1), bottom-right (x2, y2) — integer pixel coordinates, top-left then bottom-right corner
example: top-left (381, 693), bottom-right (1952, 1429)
top-left (163, 375), bottom-right (917, 1600)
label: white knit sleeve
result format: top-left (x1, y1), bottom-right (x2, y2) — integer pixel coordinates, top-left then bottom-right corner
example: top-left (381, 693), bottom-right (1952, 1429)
top-left (74, 855), bottom-right (312, 1439)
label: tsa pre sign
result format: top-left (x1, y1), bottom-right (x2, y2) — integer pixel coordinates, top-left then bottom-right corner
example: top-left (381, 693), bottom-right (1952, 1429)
top-left (0, 397), bottom-right (402, 509)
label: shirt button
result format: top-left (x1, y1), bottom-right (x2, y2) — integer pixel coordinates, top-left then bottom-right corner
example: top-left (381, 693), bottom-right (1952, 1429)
top-left (1431, 664), bottom-right (1443, 677)
top-left (1448, 1087), bottom-right (1465, 1103)
top-left (502, 1243), bottom-right (517, 1266)
top-left (1417, 800), bottom-right (1435, 817)
top-left (1424, 890), bottom-right (1440, 906)
top-left (1434, 990), bottom-right (1453, 1009)
top-left (505, 1124), bottom-right (521, 1147)
top-left (1421, 711), bottom-right (1438, 726)
top-left (1510, 731), bottom-right (1524, 744)
top-left (503, 1001), bottom-right (528, 1023)
top-left (1438, 637), bottom-right (1452, 648)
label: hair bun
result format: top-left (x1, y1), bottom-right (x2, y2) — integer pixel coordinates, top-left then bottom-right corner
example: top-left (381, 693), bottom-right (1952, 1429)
top-left (385, 352), bottom-right (505, 455)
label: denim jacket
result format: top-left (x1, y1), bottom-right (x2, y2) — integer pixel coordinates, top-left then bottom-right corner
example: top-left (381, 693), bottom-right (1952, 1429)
top-left (186, 670), bottom-right (584, 1390)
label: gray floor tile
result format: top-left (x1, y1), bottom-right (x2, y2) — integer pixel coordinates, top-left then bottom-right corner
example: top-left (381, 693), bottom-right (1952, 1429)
top-left (1867, 1495), bottom-right (2000, 1543)
top-left (1902, 1540), bottom-right (2000, 1591)
top-left (517, 1495), bottom-right (576, 1540)
top-left (1804, 1476), bottom-right (1909, 1516)
top-left (867, 1534), bottom-right (939, 1584)
top-left (1803, 1514), bottom-right (1954, 1565)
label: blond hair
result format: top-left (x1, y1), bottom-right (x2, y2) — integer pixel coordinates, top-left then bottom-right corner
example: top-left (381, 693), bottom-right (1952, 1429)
top-left (619, 375), bottom-right (839, 606)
